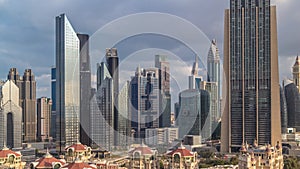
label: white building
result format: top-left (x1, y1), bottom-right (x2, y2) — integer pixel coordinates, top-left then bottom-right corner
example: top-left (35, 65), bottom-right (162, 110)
top-left (145, 127), bottom-right (178, 146)
top-left (0, 80), bottom-right (22, 148)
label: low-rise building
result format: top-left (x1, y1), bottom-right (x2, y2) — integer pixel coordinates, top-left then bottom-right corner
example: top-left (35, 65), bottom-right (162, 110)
top-left (145, 127), bottom-right (178, 146)
top-left (64, 142), bottom-right (92, 162)
top-left (238, 141), bottom-right (283, 169)
top-left (0, 145), bottom-right (25, 169)
top-left (164, 143), bottom-right (198, 169)
top-left (30, 150), bottom-right (65, 169)
top-left (128, 142), bottom-right (158, 169)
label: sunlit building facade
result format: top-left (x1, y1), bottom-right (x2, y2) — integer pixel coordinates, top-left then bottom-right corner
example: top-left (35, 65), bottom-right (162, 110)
top-left (56, 14), bottom-right (80, 152)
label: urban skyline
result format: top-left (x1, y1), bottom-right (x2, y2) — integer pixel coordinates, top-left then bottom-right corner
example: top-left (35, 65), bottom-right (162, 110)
top-left (0, 1), bottom-right (298, 99)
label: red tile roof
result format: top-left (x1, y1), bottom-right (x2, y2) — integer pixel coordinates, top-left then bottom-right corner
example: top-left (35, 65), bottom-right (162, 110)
top-left (63, 161), bottom-right (97, 169)
top-left (129, 143), bottom-right (153, 156)
top-left (65, 143), bottom-right (87, 151)
top-left (35, 153), bottom-right (65, 168)
top-left (0, 147), bottom-right (21, 158)
top-left (166, 145), bottom-right (194, 157)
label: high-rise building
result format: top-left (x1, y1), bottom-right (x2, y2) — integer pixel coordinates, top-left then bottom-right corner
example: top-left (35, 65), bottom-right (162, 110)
top-left (50, 67), bottom-right (56, 140)
top-left (280, 86), bottom-right (288, 134)
top-left (7, 68), bottom-right (36, 142)
top-left (293, 56), bottom-right (300, 92)
top-left (37, 97), bottom-right (52, 142)
top-left (284, 82), bottom-right (300, 131)
top-left (207, 39), bottom-right (221, 120)
top-left (177, 89), bottom-right (201, 139)
top-left (155, 55), bottom-right (171, 128)
top-left (90, 62), bottom-right (114, 149)
top-left (105, 48), bottom-right (119, 146)
top-left (77, 33), bottom-right (91, 146)
top-left (130, 67), bottom-right (159, 141)
top-left (222, 0), bottom-right (281, 152)
top-left (200, 89), bottom-right (211, 141)
top-left (118, 81), bottom-right (131, 147)
top-left (0, 80), bottom-right (22, 148)
top-left (56, 14), bottom-right (80, 152)
top-left (189, 56), bottom-right (202, 90)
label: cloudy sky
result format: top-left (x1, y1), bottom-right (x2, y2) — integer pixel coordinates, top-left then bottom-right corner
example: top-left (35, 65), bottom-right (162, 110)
top-left (0, 0), bottom-right (299, 100)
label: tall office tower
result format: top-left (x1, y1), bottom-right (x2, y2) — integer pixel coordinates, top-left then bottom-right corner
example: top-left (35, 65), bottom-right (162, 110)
top-left (105, 48), bottom-right (119, 146)
top-left (118, 81), bottom-right (131, 147)
top-left (222, 0), bottom-right (281, 152)
top-left (56, 14), bottom-right (80, 152)
top-left (189, 56), bottom-right (202, 90)
top-left (130, 67), bottom-right (159, 141)
top-left (77, 33), bottom-right (91, 146)
top-left (0, 80), bottom-right (22, 148)
top-left (292, 56), bottom-right (300, 92)
top-left (280, 86), bottom-right (288, 134)
top-left (207, 39), bottom-right (221, 120)
top-left (37, 97), bottom-right (52, 142)
top-left (7, 68), bottom-right (36, 142)
top-left (201, 81), bottom-right (218, 122)
top-left (174, 102), bottom-right (180, 123)
top-left (22, 69), bottom-right (37, 142)
top-left (90, 62), bottom-right (114, 150)
top-left (50, 67), bottom-right (56, 139)
top-left (155, 55), bottom-right (171, 128)
top-left (284, 82), bottom-right (300, 131)
top-left (177, 89), bottom-right (201, 139)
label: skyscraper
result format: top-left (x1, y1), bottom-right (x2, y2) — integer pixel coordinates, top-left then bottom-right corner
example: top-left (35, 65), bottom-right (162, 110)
top-left (177, 89), bottom-right (201, 139)
top-left (90, 62), bottom-right (114, 149)
top-left (284, 82), bottom-right (300, 131)
top-left (207, 39), bottom-right (221, 120)
top-left (292, 55), bottom-right (300, 92)
top-left (280, 86), bottom-right (288, 134)
top-left (118, 81), bottom-right (131, 147)
top-left (50, 67), bottom-right (56, 140)
top-left (56, 14), bottom-right (80, 152)
top-left (0, 80), bottom-right (22, 148)
top-left (7, 68), bottom-right (36, 142)
top-left (222, 0), bottom-right (281, 152)
top-left (189, 56), bottom-right (202, 90)
top-left (77, 33), bottom-right (91, 146)
top-left (130, 67), bottom-right (159, 141)
top-left (155, 55), bottom-right (171, 128)
top-left (37, 97), bottom-right (52, 142)
top-left (105, 48), bottom-right (119, 146)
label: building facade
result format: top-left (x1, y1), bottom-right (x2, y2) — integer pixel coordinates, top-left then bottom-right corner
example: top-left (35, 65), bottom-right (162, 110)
top-left (37, 97), bottom-right (52, 142)
top-left (207, 39), bottom-right (221, 120)
top-left (145, 127), bottom-right (178, 146)
top-left (50, 67), bottom-right (56, 140)
top-left (77, 33), bottom-right (91, 146)
top-left (293, 56), bottom-right (300, 92)
top-left (280, 86), bottom-right (288, 134)
top-left (90, 62), bottom-right (114, 150)
top-left (106, 48), bottom-right (119, 146)
top-left (0, 80), bottom-right (22, 148)
top-left (177, 89), bottom-right (201, 139)
top-left (8, 68), bottom-right (37, 142)
top-left (155, 55), bottom-right (171, 128)
top-left (130, 67), bottom-right (159, 141)
top-left (56, 14), bottom-right (80, 152)
top-left (118, 81), bottom-right (131, 148)
top-left (284, 83), bottom-right (300, 131)
top-left (222, 0), bottom-right (281, 152)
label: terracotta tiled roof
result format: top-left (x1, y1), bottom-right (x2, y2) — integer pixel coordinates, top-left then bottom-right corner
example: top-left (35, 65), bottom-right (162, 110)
top-left (166, 145), bottom-right (194, 157)
top-left (65, 143), bottom-right (87, 151)
top-left (35, 152), bottom-right (65, 168)
top-left (129, 143), bottom-right (153, 156)
top-left (0, 147), bottom-right (21, 158)
top-left (63, 161), bottom-right (97, 169)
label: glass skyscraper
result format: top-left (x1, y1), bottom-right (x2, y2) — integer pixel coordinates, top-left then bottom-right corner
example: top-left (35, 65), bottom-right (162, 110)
top-left (56, 14), bottom-right (80, 152)
top-left (207, 40), bottom-right (221, 120)
top-left (222, 0), bottom-right (281, 153)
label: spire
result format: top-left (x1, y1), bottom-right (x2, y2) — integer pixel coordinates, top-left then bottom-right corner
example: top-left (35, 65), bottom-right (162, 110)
top-left (191, 55), bottom-right (199, 75)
